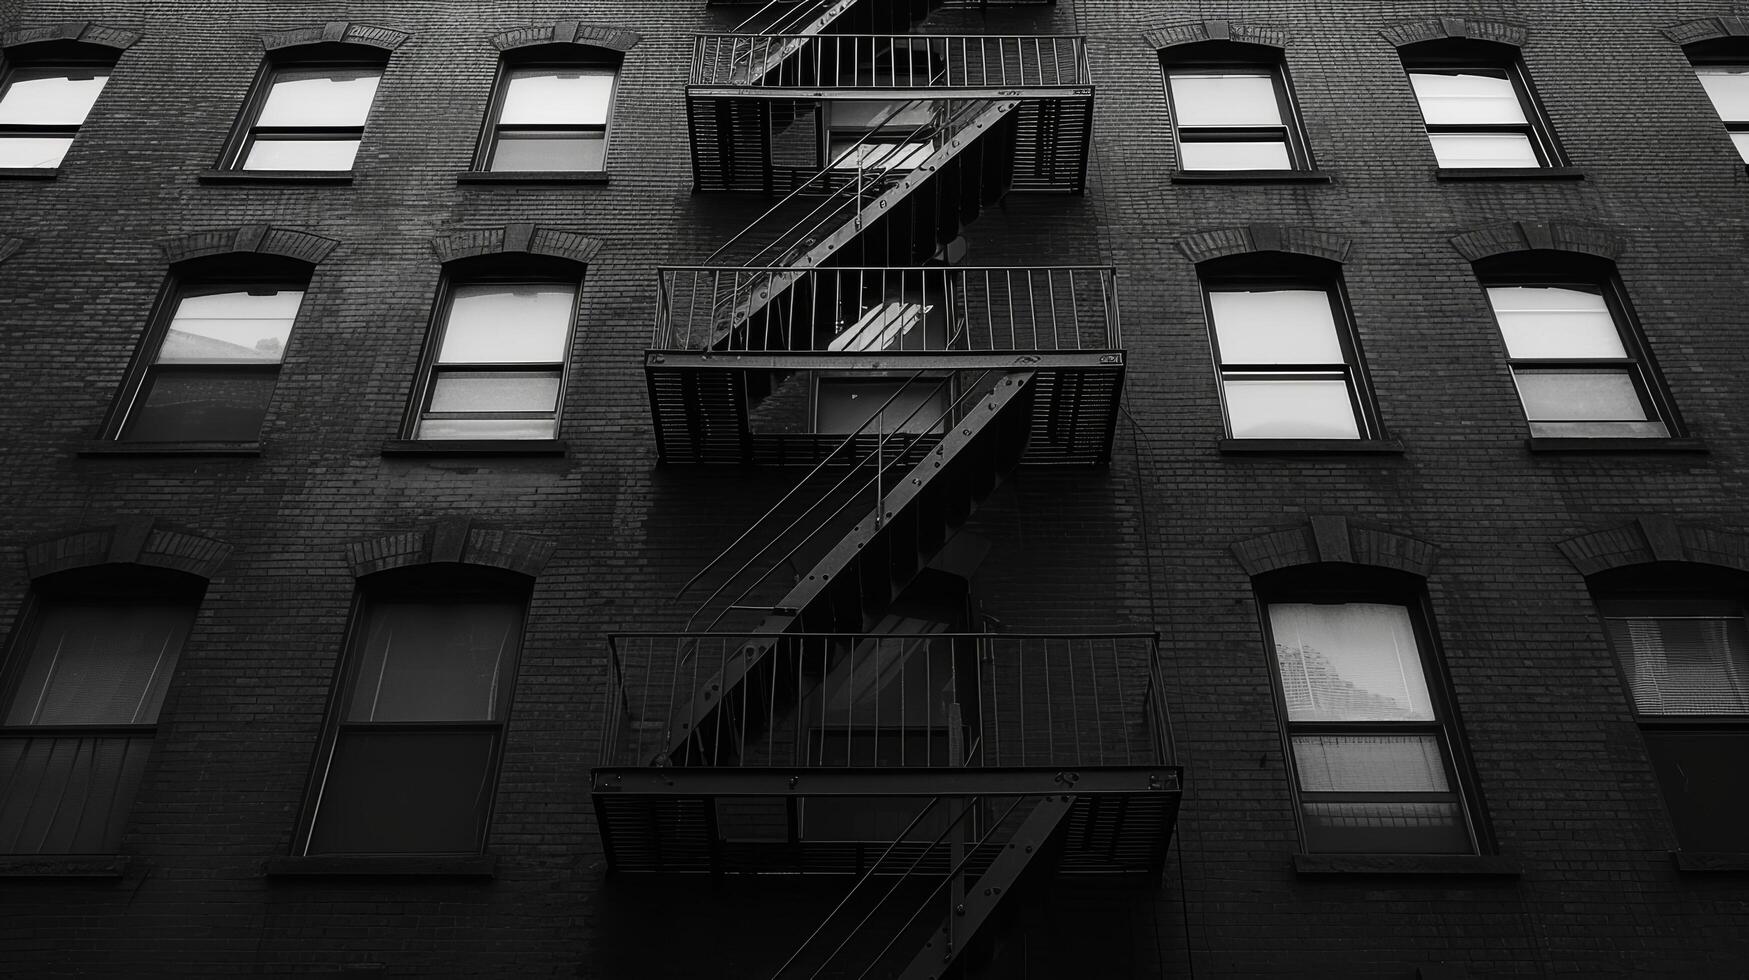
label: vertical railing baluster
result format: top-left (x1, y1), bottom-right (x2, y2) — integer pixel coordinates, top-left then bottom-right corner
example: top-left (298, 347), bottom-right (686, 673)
top-left (1065, 635), bottom-right (1081, 766)
top-left (1045, 268), bottom-right (1060, 349)
top-left (1024, 268), bottom-right (1039, 353)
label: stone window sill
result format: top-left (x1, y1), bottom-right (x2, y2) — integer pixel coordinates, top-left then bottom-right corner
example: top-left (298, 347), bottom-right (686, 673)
top-left (1293, 853), bottom-right (1521, 878)
top-left (1219, 438), bottom-right (1406, 455)
top-left (198, 170), bottom-right (354, 185)
top-left (1672, 851), bottom-right (1749, 872)
top-left (77, 440), bottom-right (262, 458)
top-left (264, 855), bottom-right (496, 879)
top-left (0, 167), bottom-right (59, 180)
top-left (1526, 437), bottom-right (1708, 454)
top-left (456, 170), bottom-right (611, 185)
top-left (1171, 169), bottom-right (1331, 184)
top-left (0, 854), bottom-right (130, 878)
top-left (381, 439), bottom-right (568, 458)
top-left (1435, 166), bottom-right (1584, 181)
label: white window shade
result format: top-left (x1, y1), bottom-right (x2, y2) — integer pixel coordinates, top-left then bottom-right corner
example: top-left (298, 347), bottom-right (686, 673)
top-left (1607, 613), bottom-right (1749, 716)
top-left (1269, 602), bottom-right (1434, 721)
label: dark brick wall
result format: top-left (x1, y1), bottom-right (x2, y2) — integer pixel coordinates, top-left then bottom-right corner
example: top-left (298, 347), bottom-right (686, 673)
top-left (0, 0), bottom-right (1746, 977)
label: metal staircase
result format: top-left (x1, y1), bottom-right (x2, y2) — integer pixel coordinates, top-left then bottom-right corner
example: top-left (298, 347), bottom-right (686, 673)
top-left (599, 3), bottom-right (1174, 976)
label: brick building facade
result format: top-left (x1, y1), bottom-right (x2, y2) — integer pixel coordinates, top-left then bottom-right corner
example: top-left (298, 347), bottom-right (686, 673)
top-left (1, 0), bottom-right (1747, 976)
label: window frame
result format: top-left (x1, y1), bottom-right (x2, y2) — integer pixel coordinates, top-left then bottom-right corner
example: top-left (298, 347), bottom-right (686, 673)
top-left (1686, 43), bottom-right (1749, 164)
top-left (1256, 570), bottom-right (1486, 856)
top-left (1199, 265), bottom-right (1382, 441)
top-left (473, 47), bottom-right (620, 174)
top-left (219, 47), bottom-right (386, 173)
top-left (1400, 41), bottom-right (1564, 170)
top-left (1593, 568), bottom-right (1749, 853)
top-left (1161, 46), bottom-right (1314, 173)
top-left (295, 566), bottom-right (529, 857)
top-left (0, 44), bottom-right (117, 171)
top-left (1476, 258), bottom-right (1680, 440)
top-left (0, 566), bottom-right (204, 854)
top-left (403, 267), bottom-right (583, 442)
top-left (105, 265), bottom-right (310, 445)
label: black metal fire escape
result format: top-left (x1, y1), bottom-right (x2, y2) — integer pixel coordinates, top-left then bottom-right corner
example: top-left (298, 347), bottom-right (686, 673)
top-left (600, 3), bottom-right (1181, 976)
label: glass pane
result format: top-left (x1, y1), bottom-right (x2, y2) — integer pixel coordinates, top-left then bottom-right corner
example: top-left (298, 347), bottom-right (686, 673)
top-left (1409, 69), bottom-right (1526, 125)
top-left (414, 417), bottom-right (557, 440)
top-left (500, 68), bottom-right (613, 125)
top-left (4, 603), bottom-right (195, 725)
top-left (159, 290), bottom-right (302, 363)
top-left (121, 370), bottom-right (276, 442)
top-left (305, 728), bottom-right (496, 854)
top-left (241, 137), bottom-right (360, 171)
top-left (830, 141), bottom-right (933, 170)
top-left (0, 733), bottom-right (151, 854)
top-left (255, 68), bottom-right (380, 127)
top-left (439, 285), bottom-right (575, 364)
top-left (1428, 132), bottom-right (1539, 168)
top-left (831, 100), bottom-right (935, 130)
top-left (1224, 378), bottom-right (1360, 439)
top-left (1269, 603), bottom-right (1434, 721)
top-left (1180, 140), bottom-right (1292, 171)
top-left (817, 379), bottom-right (949, 434)
top-left (0, 68), bottom-right (110, 125)
top-left (1696, 66), bottom-right (1749, 123)
top-left (1732, 131), bottom-right (1749, 163)
top-left (1486, 286), bottom-right (1624, 359)
top-left (1513, 368), bottom-right (1648, 422)
top-left (1606, 613), bottom-right (1749, 715)
top-left (1168, 72), bottom-right (1283, 127)
top-left (488, 132), bottom-right (604, 172)
top-left (1643, 730), bottom-right (1749, 851)
top-left (1300, 799), bottom-right (1472, 854)
top-left (344, 600), bottom-right (522, 722)
top-left (1209, 289), bottom-right (1343, 364)
top-left (1293, 734), bottom-right (1450, 792)
top-left (0, 136), bottom-right (74, 168)
top-left (427, 371), bottom-right (561, 414)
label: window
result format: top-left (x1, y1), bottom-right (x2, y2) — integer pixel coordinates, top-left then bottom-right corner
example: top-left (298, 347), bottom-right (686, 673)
top-left (225, 60), bottom-right (382, 171)
top-left (1479, 260), bottom-right (1675, 439)
top-left (1597, 581), bottom-right (1749, 852)
top-left (826, 99), bottom-right (936, 171)
top-left (479, 59), bottom-right (617, 172)
top-left (1163, 44), bottom-right (1310, 171)
top-left (1690, 56), bottom-right (1749, 162)
top-left (0, 569), bottom-right (201, 853)
top-left (813, 278), bottom-right (957, 435)
top-left (1402, 42), bottom-right (1561, 168)
top-left (1202, 263), bottom-right (1377, 440)
top-left (300, 568), bottom-right (526, 855)
top-left (409, 279), bottom-right (578, 440)
top-left (0, 60), bottom-right (111, 168)
top-left (1261, 577), bottom-right (1477, 853)
top-left (112, 279), bottom-right (305, 442)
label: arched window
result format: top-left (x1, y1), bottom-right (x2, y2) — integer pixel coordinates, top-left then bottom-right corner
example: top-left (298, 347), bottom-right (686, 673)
top-left (0, 34), bottom-right (125, 171)
top-left (0, 564), bottom-right (205, 853)
top-left (475, 43), bottom-right (621, 173)
top-left (298, 564), bottom-right (529, 855)
top-left (106, 252), bottom-right (314, 445)
top-left (1684, 38), bottom-right (1749, 162)
top-left (1199, 253), bottom-right (1381, 441)
top-left (1254, 564), bottom-right (1481, 854)
top-left (1591, 563), bottom-right (1749, 852)
top-left (1473, 251), bottom-right (1679, 439)
top-left (220, 42), bottom-right (390, 172)
top-left (1398, 38), bottom-right (1564, 170)
top-left (1161, 40), bottom-right (1313, 173)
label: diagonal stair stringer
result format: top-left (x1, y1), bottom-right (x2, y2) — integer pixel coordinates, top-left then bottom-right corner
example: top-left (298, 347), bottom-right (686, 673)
top-left (660, 371), bottom-right (1038, 766)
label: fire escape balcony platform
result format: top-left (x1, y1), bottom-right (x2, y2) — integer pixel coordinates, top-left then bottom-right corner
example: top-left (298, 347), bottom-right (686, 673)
top-left (593, 766), bottom-right (1179, 798)
top-left (647, 266), bottom-right (1125, 466)
top-left (689, 33), bottom-right (1092, 99)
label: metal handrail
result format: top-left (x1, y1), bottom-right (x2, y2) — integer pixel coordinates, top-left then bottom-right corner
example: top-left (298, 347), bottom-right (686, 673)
top-left (704, 96), bottom-right (995, 268)
top-left (679, 369), bottom-right (995, 633)
top-left (600, 631), bottom-right (1170, 770)
top-left (655, 265), bottom-right (1121, 353)
top-left (693, 33), bottom-right (1091, 89)
top-left (732, 0), bottom-right (853, 36)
